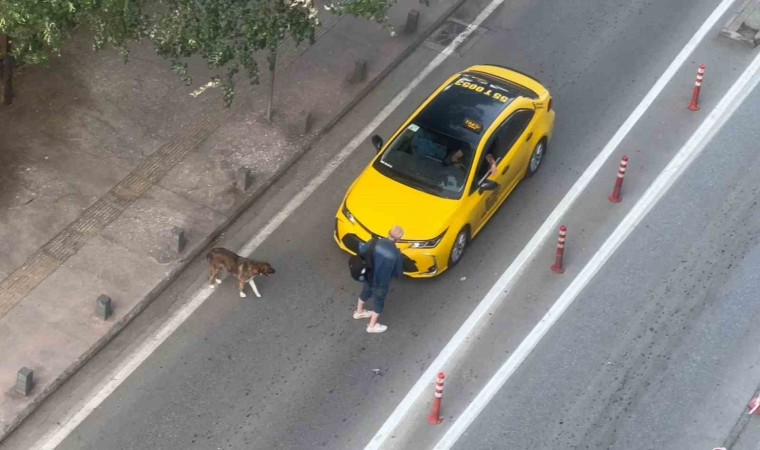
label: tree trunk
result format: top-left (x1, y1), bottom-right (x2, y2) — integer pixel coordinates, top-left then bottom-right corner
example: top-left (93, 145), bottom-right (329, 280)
top-left (0, 34), bottom-right (12, 105)
top-left (266, 48), bottom-right (276, 122)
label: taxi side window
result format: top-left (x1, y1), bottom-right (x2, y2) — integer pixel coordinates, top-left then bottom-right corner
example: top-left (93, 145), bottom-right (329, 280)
top-left (494, 109), bottom-right (535, 160)
top-left (474, 135), bottom-right (500, 182)
top-left (469, 109), bottom-right (535, 195)
top-left (470, 135), bottom-right (500, 194)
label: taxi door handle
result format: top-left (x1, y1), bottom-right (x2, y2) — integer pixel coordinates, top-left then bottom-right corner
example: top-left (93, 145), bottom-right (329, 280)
top-left (525, 132), bottom-right (533, 142)
top-left (501, 165), bottom-right (510, 175)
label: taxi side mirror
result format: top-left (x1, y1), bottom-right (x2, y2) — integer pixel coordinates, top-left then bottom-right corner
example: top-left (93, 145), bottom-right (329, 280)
top-left (371, 135), bottom-right (384, 152)
top-left (479, 179), bottom-right (499, 193)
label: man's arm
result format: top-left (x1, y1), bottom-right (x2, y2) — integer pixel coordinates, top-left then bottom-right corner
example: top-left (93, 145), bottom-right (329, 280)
top-left (359, 238), bottom-right (377, 259)
top-left (393, 251), bottom-right (404, 277)
top-left (485, 154), bottom-right (498, 178)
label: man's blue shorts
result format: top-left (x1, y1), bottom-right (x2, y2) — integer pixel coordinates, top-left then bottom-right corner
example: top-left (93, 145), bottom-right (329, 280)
top-left (359, 282), bottom-right (389, 314)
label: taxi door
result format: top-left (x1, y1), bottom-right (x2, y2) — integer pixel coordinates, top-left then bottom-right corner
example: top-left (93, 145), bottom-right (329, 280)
top-left (491, 108), bottom-right (537, 205)
top-left (465, 108), bottom-right (538, 235)
top-left (466, 133), bottom-right (507, 235)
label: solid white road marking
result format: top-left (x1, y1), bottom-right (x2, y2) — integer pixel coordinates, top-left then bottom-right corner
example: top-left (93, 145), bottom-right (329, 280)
top-left (364, 0), bottom-right (739, 447)
top-left (434, 48), bottom-right (760, 450)
top-left (32, 6), bottom-right (484, 450)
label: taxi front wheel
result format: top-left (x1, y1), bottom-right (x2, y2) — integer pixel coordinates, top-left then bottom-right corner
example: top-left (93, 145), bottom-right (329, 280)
top-left (448, 228), bottom-right (470, 267)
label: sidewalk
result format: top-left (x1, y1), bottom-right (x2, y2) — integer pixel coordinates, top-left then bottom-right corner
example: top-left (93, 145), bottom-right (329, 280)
top-left (0, 0), bottom-right (463, 440)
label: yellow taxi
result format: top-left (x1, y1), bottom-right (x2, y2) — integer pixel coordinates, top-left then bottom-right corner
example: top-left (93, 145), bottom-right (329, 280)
top-left (334, 65), bottom-right (555, 277)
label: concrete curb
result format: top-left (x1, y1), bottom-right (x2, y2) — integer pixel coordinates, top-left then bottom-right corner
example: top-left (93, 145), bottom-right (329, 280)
top-left (0, 0), bottom-right (467, 442)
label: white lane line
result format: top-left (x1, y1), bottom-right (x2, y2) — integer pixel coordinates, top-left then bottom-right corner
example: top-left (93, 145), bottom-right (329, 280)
top-left (32, 8), bottom-right (480, 450)
top-left (435, 47), bottom-right (760, 450)
top-left (363, 0), bottom-right (738, 447)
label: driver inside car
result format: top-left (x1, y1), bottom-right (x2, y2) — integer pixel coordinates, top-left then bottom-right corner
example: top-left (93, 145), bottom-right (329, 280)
top-left (444, 148), bottom-right (497, 178)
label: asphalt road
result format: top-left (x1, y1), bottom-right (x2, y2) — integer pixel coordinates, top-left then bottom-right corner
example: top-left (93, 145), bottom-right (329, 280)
top-left (453, 80), bottom-right (760, 450)
top-left (2, 0), bottom-right (757, 449)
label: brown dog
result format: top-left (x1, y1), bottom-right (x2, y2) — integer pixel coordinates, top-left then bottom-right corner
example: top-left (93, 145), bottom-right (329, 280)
top-left (206, 248), bottom-right (275, 298)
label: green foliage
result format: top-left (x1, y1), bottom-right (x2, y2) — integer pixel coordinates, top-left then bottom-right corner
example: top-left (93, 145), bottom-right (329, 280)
top-left (0, 0), bottom-right (147, 65)
top-left (325, 0), bottom-right (397, 31)
top-left (149, 0), bottom-right (320, 106)
top-left (149, 0), bottom-right (398, 106)
top-left (87, 0), bottom-right (148, 57)
top-left (0, 0), bottom-right (398, 106)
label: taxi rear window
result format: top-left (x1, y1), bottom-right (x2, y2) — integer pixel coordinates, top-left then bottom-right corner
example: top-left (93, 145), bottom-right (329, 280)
top-left (414, 73), bottom-right (517, 145)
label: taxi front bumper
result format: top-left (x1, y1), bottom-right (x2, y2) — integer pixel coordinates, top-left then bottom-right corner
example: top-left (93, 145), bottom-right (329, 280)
top-left (334, 215), bottom-right (445, 278)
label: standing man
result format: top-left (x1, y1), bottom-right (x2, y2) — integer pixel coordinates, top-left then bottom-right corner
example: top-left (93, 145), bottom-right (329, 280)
top-left (353, 226), bottom-right (405, 333)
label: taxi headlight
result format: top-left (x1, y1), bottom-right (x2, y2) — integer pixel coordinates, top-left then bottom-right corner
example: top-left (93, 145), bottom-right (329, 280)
top-left (408, 230), bottom-right (447, 249)
top-left (342, 202), bottom-right (356, 224)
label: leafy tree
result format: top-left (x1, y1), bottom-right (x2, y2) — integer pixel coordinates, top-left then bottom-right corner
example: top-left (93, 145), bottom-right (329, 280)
top-left (0, 0), bottom-right (146, 104)
top-left (325, 0), bottom-right (396, 30)
top-left (0, 0), bottom-right (397, 109)
top-left (149, 0), bottom-right (320, 109)
top-left (149, 0), bottom-right (397, 110)
top-left (0, 0), bottom-right (146, 65)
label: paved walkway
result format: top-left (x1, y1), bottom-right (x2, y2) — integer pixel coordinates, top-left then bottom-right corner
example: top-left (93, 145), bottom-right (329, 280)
top-left (0, 0), bottom-right (463, 440)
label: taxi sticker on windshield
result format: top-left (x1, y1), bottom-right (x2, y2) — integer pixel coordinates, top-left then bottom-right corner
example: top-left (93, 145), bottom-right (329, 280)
top-left (454, 77), bottom-right (510, 103)
top-left (408, 123), bottom-right (420, 132)
top-left (464, 118), bottom-right (483, 133)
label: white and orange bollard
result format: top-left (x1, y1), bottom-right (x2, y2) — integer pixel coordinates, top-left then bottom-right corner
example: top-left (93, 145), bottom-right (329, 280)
top-left (428, 372), bottom-right (445, 425)
top-left (748, 396), bottom-right (760, 415)
top-left (550, 225), bottom-right (567, 274)
top-left (608, 156), bottom-right (629, 203)
top-left (688, 64), bottom-right (706, 111)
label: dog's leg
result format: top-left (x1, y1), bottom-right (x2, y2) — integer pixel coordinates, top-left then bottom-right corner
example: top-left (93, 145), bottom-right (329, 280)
top-left (248, 278), bottom-right (261, 298)
top-left (209, 265), bottom-right (220, 287)
top-left (238, 278), bottom-right (247, 298)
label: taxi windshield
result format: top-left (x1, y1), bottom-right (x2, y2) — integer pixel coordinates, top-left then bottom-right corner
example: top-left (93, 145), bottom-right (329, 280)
top-left (372, 72), bottom-right (517, 200)
top-left (373, 123), bottom-right (473, 200)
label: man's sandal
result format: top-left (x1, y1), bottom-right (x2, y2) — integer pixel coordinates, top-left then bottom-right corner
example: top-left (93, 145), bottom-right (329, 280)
top-left (366, 324), bottom-right (388, 333)
top-left (353, 310), bottom-right (373, 319)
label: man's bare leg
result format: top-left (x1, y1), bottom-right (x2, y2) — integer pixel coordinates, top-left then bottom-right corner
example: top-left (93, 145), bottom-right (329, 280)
top-left (353, 299), bottom-right (374, 319)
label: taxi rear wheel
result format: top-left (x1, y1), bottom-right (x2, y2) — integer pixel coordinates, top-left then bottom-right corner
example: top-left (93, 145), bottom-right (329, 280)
top-left (526, 139), bottom-right (546, 177)
top-left (448, 227), bottom-right (470, 267)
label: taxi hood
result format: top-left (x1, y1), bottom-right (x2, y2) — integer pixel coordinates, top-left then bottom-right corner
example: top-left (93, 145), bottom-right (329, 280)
top-left (344, 167), bottom-right (458, 241)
